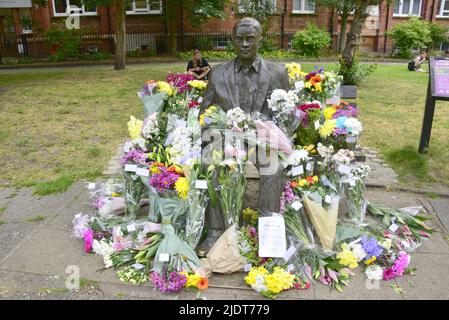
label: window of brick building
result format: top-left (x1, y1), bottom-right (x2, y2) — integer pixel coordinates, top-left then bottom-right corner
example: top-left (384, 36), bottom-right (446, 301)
top-left (237, 0), bottom-right (277, 13)
top-left (126, 0), bottom-right (162, 14)
top-left (292, 0), bottom-right (315, 13)
top-left (52, 0), bottom-right (97, 17)
top-left (438, 0), bottom-right (449, 17)
top-left (393, 0), bottom-right (422, 16)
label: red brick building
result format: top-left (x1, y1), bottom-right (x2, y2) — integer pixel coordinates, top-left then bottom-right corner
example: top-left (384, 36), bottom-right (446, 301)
top-left (1, 0), bottom-right (449, 54)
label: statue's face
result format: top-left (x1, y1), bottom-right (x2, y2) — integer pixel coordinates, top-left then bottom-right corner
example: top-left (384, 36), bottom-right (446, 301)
top-left (233, 25), bottom-right (260, 61)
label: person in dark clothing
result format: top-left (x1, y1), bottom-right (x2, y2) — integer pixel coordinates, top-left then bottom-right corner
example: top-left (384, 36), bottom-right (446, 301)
top-left (187, 48), bottom-right (211, 80)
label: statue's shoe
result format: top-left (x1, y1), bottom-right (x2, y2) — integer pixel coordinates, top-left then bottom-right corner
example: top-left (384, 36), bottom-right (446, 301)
top-left (196, 235), bottom-right (220, 258)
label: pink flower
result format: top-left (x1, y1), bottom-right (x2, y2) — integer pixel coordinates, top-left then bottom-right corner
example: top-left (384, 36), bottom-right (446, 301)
top-left (383, 268), bottom-right (396, 280)
top-left (392, 251), bottom-right (410, 277)
top-left (418, 230), bottom-right (430, 238)
top-left (83, 229), bottom-right (93, 253)
top-left (248, 226), bottom-right (257, 238)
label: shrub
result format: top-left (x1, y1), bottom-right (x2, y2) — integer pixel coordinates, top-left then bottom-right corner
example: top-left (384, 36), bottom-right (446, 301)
top-left (291, 24), bottom-right (331, 58)
top-left (387, 17), bottom-right (431, 59)
top-left (337, 54), bottom-right (377, 85)
top-left (429, 23), bottom-right (448, 49)
top-left (44, 28), bottom-right (81, 61)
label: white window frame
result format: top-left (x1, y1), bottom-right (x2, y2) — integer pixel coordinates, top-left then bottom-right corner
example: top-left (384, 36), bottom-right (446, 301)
top-left (292, 0), bottom-right (315, 14)
top-left (126, 0), bottom-right (163, 15)
top-left (52, 0), bottom-right (97, 17)
top-left (437, 0), bottom-right (449, 17)
top-left (393, 0), bottom-right (422, 17)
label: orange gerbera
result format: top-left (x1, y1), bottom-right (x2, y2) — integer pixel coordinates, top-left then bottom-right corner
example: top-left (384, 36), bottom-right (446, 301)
top-left (310, 75), bottom-right (321, 85)
top-left (306, 176), bottom-right (315, 184)
top-left (196, 277), bottom-right (209, 290)
top-left (291, 181), bottom-right (298, 188)
top-left (151, 162), bottom-right (165, 168)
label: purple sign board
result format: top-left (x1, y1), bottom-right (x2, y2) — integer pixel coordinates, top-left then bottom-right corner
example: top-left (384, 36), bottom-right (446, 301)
top-left (431, 57), bottom-right (449, 98)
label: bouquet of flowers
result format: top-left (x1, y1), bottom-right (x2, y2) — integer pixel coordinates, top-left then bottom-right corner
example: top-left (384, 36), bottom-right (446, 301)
top-left (291, 174), bottom-right (340, 251)
top-left (138, 80), bottom-right (172, 116)
top-left (267, 89), bottom-right (300, 137)
top-left (245, 266), bottom-right (295, 299)
top-left (294, 66), bottom-right (342, 104)
top-left (342, 164), bottom-right (371, 223)
top-left (294, 101), bottom-right (322, 147)
top-left (319, 116), bottom-right (363, 151)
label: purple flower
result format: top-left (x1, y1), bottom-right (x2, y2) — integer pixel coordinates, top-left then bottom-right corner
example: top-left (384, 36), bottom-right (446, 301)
top-left (248, 226), bottom-right (257, 238)
top-left (333, 127), bottom-right (349, 137)
top-left (166, 73), bottom-right (195, 94)
top-left (92, 197), bottom-right (105, 210)
top-left (121, 149), bottom-right (147, 166)
top-left (149, 168), bottom-right (180, 191)
top-left (151, 271), bottom-right (187, 293)
top-left (83, 229), bottom-right (94, 253)
top-left (333, 106), bottom-right (358, 119)
top-left (361, 236), bottom-right (383, 260)
top-left (392, 252), bottom-right (410, 277)
top-left (280, 181), bottom-right (295, 214)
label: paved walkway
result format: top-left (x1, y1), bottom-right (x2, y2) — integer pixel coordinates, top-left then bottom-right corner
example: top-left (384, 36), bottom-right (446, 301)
top-left (0, 174), bottom-right (448, 300)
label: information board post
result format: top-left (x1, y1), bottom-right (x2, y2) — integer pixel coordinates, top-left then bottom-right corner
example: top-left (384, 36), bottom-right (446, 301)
top-left (418, 73), bottom-right (436, 153)
top-left (418, 57), bottom-right (449, 154)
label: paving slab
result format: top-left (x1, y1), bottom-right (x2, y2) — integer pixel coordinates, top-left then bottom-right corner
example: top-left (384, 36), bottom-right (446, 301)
top-left (413, 233), bottom-right (449, 254)
top-left (0, 222), bottom-right (39, 261)
top-left (76, 254), bottom-right (124, 285)
top-left (395, 253), bottom-right (449, 300)
top-left (429, 199), bottom-right (449, 233)
top-left (1, 182), bottom-right (85, 223)
top-left (0, 227), bottom-right (85, 276)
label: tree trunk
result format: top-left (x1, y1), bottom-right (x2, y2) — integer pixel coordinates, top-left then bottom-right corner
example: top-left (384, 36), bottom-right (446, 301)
top-left (342, 1), bottom-right (370, 69)
top-left (114, 0), bottom-right (126, 70)
top-left (166, 4), bottom-right (178, 56)
top-left (338, 14), bottom-right (348, 54)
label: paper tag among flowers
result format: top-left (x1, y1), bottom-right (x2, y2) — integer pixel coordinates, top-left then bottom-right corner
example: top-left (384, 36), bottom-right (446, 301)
top-left (294, 81), bottom-right (304, 90)
top-left (326, 96), bottom-right (340, 105)
top-left (325, 195), bottom-right (332, 204)
top-left (132, 263), bottom-right (145, 270)
top-left (195, 180), bottom-right (208, 189)
top-left (159, 253), bottom-right (170, 262)
top-left (314, 120), bottom-right (320, 130)
top-left (136, 167), bottom-right (150, 177)
top-left (127, 224), bottom-right (136, 232)
top-left (123, 142), bottom-right (132, 153)
top-left (291, 201), bottom-right (303, 211)
top-left (87, 183), bottom-right (96, 190)
top-left (287, 264), bottom-right (295, 272)
top-left (291, 166), bottom-right (304, 176)
top-left (244, 263), bottom-right (252, 272)
top-left (124, 164), bottom-right (137, 172)
top-left (197, 97), bottom-right (203, 104)
top-left (389, 223), bottom-right (399, 233)
top-left (346, 136), bottom-right (357, 143)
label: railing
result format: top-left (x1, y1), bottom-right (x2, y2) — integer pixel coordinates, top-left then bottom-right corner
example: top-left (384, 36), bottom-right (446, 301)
top-left (0, 29), bottom-right (302, 63)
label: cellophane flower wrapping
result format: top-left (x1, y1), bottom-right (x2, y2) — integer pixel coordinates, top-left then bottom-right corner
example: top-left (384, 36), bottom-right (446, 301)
top-left (217, 163), bottom-right (246, 229)
top-left (152, 223), bottom-right (202, 274)
top-left (123, 171), bottom-right (146, 221)
top-left (184, 167), bottom-right (208, 249)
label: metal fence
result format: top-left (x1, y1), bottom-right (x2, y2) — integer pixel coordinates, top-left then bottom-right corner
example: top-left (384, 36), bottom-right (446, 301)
top-left (0, 29), bottom-right (298, 63)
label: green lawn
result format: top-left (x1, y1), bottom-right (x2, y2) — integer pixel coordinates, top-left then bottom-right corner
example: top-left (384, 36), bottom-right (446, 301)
top-left (0, 62), bottom-right (447, 194)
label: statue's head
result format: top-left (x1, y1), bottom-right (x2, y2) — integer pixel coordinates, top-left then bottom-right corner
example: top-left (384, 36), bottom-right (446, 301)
top-left (232, 17), bottom-right (262, 61)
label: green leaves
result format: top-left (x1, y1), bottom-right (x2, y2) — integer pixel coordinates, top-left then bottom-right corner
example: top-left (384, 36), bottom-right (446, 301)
top-left (291, 24), bottom-right (332, 58)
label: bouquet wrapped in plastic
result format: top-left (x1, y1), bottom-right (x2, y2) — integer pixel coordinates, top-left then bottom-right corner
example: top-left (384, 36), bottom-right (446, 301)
top-left (267, 89), bottom-right (301, 138)
top-left (138, 80), bottom-right (172, 116)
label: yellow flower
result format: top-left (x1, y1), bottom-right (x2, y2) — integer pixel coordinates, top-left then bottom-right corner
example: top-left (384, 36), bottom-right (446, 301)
top-left (199, 114), bottom-right (206, 126)
top-left (314, 82), bottom-right (322, 92)
top-left (285, 62), bottom-right (302, 80)
top-left (298, 179), bottom-right (307, 187)
top-left (365, 256), bottom-right (377, 266)
top-left (319, 119), bottom-right (337, 138)
top-left (379, 239), bottom-right (392, 250)
top-left (127, 115), bottom-right (143, 140)
top-left (185, 273), bottom-right (202, 288)
top-left (304, 81), bottom-right (312, 89)
top-left (188, 80), bottom-right (207, 90)
top-left (264, 267), bottom-right (294, 294)
top-left (323, 106), bottom-right (337, 120)
top-left (157, 81), bottom-right (173, 96)
top-left (111, 193), bottom-right (120, 197)
top-left (337, 244), bottom-right (358, 269)
top-left (312, 175), bottom-right (319, 183)
top-left (174, 177), bottom-right (189, 199)
top-left (245, 266), bottom-right (268, 286)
